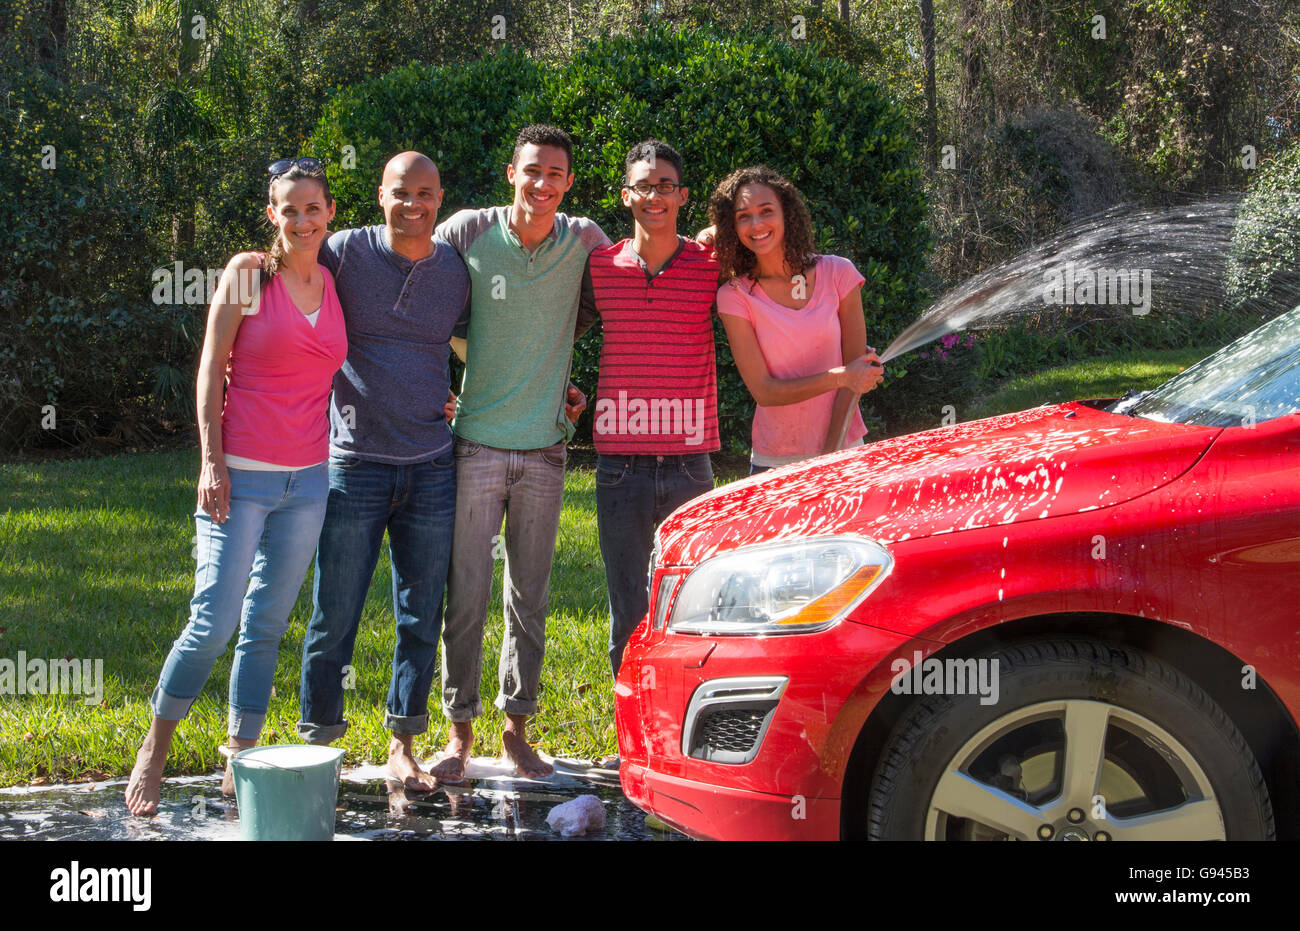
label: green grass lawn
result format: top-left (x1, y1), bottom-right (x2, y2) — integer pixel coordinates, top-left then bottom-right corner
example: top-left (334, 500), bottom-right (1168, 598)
top-left (0, 451), bottom-right (622, 786)
top-left (965, 346), bottom-right (1215, 421)
top-left (0, 345), bottom-right (1214, 787)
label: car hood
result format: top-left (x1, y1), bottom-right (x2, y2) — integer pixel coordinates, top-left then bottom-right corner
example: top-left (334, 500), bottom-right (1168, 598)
top-left (656, 401), bottom-right (1221, 567)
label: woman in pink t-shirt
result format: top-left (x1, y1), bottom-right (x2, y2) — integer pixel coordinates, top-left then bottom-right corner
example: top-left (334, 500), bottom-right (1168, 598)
top-left (125, 159), bottom-right (347, 816)
top-left (710, 166), bottom-right (884, 473)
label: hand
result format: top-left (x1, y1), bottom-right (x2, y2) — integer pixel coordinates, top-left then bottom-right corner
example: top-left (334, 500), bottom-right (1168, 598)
top-left (444, 390), bottom-right (457, 422)
top-left (565, 383), bottom-right (587, 424)
top-left (694, 225), bottom-right (717, 257)
top-left (198, 459), bottom-right (231, 523)
top-left (841, 350), bottom-right (885, 394)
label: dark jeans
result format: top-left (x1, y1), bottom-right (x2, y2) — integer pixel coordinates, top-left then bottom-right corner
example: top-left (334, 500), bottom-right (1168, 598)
top-left (297, 451), bottom-right (456, 743)
top-left (596, 452), bottom-right (714, 675)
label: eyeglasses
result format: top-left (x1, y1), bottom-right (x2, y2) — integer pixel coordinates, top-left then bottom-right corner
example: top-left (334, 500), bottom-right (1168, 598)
top-left (268, 157), bottom-right (325, 178)
top-left (623, 181), bottom-right (683, 196)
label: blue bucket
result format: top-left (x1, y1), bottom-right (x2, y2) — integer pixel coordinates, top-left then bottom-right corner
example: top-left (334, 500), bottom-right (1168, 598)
top-left (231, 745), bottom-right (345, 841)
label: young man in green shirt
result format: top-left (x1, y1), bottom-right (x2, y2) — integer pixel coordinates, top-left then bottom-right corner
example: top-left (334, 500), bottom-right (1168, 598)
top-left (435, 125), bottom-right (608, 779)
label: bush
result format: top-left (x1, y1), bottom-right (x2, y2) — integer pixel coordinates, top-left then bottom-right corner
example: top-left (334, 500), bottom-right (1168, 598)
top-left (1227, 140), bottom-right (1300, 311)
top-left (0, 12), bottom-right (170, 451)
top-left (927, 108), bottom-right (1145, 288)
top-left (865, 308), bottom-right (1261, 436)
top-left (535, 24), bottom-right (932, 449)
top-left (530, 24), bottom-right (929, 335)
top-left (311, 25), bottom-right (930, 453)
top-left (310, 48), bottom-right (544, 228)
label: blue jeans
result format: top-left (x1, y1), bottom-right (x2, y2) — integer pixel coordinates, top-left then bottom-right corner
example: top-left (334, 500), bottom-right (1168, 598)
top-left (596, 453), bottom-right (714, 674)
top-left (152, 464), bottom-right (329, 741)
top-left (296, 452), bottom-right (456, 743)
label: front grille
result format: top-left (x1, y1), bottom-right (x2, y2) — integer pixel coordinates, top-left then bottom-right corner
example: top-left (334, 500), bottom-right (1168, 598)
top-left (694, 708), bottom-right (770, 756)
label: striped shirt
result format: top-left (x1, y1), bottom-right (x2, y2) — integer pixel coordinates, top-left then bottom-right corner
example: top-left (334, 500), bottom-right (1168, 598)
top-left (579, 237), bottom-right (720, 454)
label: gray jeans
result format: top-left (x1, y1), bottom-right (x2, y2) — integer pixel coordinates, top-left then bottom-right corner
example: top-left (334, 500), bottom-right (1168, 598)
top-left (441, 438), bottom-right (566, 721)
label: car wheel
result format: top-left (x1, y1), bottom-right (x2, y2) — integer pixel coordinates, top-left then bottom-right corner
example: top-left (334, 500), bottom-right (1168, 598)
top-left (866, 638), bottom-right (1275, 840)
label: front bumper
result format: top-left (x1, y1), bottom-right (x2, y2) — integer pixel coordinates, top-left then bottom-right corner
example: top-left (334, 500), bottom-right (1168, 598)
top-left (620, 763), bottom-right (842, 840)
top-left (615, 610), bottom-right (913, 840)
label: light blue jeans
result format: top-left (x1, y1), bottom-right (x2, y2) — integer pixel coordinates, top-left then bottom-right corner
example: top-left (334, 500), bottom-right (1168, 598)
top-left (152, 464), bottom-right (329, 740)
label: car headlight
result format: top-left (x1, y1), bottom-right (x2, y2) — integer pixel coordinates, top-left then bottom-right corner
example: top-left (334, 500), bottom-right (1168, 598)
top-left (667, 536), bottom-right (893, 635)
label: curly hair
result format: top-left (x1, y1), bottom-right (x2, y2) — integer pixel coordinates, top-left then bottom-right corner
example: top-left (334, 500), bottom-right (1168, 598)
top-left (512, 123), bottom-right (573, 172)
top-left (708, 166), bottom-right (816, 282)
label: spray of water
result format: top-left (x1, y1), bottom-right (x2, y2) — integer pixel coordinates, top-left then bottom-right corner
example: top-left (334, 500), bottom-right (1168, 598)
top-left (879, 197), bottom-right (1255, 364)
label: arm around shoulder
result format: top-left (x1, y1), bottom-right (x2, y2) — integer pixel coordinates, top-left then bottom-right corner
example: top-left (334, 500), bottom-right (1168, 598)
top-left (436, 207), bottom-right (490, 258)
top-left (575, 257), bottom-right (599, 339)
top-left (573, 215), bottom-right (612, 252)
top-left (316, 229), bottom-right (350, 274)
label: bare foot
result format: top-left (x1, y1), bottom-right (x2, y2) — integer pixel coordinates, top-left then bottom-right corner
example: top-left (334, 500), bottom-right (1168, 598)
top-left (220, 738), bottom-right (256, 797)
top-left (125, 717), bottom-right (179, 816)
top-left (502, 716), bottom-right (552, 779)
top-left (387, 734), bottom-right (436, 792)
top-left (125, 744), bottom-right (165, 816)
top-left (430, 722), bottom-right (473, 784)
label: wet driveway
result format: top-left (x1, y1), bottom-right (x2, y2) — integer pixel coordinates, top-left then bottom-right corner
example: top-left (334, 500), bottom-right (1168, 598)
top-left (0, 757), bottom-right (685, 841)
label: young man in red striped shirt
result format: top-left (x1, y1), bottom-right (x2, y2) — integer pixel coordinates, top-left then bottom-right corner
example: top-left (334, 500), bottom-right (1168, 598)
top-left (576, 140), bottom-right (720, 675)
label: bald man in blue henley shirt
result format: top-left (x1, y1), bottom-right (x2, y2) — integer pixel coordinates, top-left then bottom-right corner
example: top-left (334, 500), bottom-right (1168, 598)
top-left (297, 152), bottom-right (469, 793)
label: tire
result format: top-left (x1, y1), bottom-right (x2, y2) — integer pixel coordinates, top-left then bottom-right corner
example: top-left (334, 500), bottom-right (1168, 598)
top-left (866, 638), bottom-right (1274, 840)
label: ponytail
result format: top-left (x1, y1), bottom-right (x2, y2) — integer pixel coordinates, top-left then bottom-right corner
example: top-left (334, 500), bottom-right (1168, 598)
top-left (261, 231), bottom-right (287, 284)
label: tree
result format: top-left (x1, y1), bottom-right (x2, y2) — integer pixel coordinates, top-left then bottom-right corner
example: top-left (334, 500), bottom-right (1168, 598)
top-left (920, 0), bottom-right (936, 168)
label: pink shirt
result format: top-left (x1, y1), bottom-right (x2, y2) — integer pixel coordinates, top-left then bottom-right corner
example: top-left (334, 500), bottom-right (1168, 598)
top-left (716, 254), bottom-right (867, 460)
top-left (221, 267), bottom-right (348, 467)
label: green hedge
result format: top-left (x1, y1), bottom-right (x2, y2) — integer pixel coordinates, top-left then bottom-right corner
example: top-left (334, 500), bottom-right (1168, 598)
top-left (311, 47), bottom-right (544, 227)
top-left (309, 24), bottom-right (930, 451)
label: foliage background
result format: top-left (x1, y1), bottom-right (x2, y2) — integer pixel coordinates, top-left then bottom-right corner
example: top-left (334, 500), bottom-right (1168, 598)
top-left (3, 0), bottom-right (1299, 791)
top-left (2, 0), bottom-right (1298, 453)
top-left (309, 26), bottom-right (929, 450)
top-left (1228, 139), bottom-right (1300, 308)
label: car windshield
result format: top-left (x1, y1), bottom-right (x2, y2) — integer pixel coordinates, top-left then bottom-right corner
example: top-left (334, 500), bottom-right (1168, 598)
top-left (1110, 305), bottom-right (1300, 426)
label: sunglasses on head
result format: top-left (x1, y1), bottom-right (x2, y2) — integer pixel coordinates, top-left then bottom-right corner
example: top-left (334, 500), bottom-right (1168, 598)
top-left (267, 157), bottom-right (324, 178)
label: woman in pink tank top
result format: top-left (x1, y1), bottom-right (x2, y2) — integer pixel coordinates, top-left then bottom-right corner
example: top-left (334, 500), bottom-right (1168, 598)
top-left (126, 159), bottom-right (347, 815)
top-left (710, 166), bottom-right (886, 474)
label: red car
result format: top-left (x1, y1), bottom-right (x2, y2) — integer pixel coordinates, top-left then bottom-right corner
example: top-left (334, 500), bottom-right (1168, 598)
top-left (615, 307), bottom-right (1300, 841)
